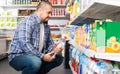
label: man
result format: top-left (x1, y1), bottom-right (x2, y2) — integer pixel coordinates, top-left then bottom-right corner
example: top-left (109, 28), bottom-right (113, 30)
top-left (8, 1), bottom-right (63, 74)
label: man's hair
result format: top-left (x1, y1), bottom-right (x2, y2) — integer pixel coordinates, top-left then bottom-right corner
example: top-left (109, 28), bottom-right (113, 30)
top-left (37, 0), bottom-right (52, 10)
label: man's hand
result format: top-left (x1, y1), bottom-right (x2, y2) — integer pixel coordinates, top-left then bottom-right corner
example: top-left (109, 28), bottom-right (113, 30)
top-left (54, 46), bottom-right (63, 55)
top-left (42, 51), bottom-right (55, 62)
top-left (53, 41), bottom-right (64, 55)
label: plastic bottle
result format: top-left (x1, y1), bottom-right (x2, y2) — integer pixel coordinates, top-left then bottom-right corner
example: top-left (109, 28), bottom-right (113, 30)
top-left (112, 62), bottom-right (120, 74)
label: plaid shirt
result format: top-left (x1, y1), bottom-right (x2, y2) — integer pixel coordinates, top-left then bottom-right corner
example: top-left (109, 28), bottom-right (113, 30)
top-left (8, 13), bottom-right (54, 61)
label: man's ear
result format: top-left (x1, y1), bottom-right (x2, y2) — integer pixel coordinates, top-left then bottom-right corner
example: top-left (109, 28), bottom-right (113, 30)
top-left (38, 8), bottom-right (42, 12)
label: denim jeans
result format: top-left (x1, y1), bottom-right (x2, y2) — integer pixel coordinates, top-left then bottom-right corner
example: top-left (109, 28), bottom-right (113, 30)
top-left (9, 54), bottom-right (63, 74)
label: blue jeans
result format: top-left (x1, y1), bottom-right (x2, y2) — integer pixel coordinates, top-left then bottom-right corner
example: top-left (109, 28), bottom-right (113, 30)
top-left (9, 54), bottom-right (63, 74)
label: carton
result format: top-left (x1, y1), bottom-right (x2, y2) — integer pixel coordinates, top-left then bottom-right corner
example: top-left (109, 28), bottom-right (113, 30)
top-left (74, 26), bottom-right (81, 44)
top-left (91, 21), bottom-right (120, 53)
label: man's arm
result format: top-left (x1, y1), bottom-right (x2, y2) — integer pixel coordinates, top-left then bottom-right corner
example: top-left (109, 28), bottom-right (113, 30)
top-left (47, 27), bottom-right (54, 52)
top-left (47, 25), bottom-right (63, 55)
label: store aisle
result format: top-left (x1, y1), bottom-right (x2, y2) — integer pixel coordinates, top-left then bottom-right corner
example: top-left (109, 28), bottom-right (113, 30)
top-left (0, 58), bottom-right (72, 74)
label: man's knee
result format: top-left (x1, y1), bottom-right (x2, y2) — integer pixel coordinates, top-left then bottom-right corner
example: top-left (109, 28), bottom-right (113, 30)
top-left (55, 55), bottom-right (63, 66)
top-left (9, 54), bottom-right (42, 74)
top-left (26, 59), bottom-right (42, 72)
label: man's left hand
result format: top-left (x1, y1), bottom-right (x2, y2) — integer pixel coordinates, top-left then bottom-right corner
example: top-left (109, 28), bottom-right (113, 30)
top-left (54, 46), bottom-right (63, 55)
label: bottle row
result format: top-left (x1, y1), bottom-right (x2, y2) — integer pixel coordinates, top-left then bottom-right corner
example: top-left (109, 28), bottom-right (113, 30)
top-left (48, 0), bottom-right (65, 5)
top-left (69, 45), bottom-right (120, 74)
top-left (12, 0), bottom-right (39, 5)
top-left (0, 0), bottom-right (65, 5)
top-left (17, 9), bottom-right (65, 17)
top-left (0, 0), bottom-right (39, 5)
top-left (66, 0), bottom-right (94, 21)
top-left (0, 8), bottom-right (66, 17)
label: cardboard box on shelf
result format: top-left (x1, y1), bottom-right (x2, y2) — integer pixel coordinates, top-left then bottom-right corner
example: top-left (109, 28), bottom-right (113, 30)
top-left (90, 21), bottom-right (120, 53)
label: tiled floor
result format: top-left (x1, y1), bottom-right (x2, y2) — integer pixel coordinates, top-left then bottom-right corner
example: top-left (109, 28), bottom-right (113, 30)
top-left (0, 58), bottom-right (72, 74)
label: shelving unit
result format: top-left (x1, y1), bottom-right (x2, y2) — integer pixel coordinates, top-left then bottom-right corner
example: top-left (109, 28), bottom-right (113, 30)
top-left (0, 3), bottom-right (68, 30)
top-left (0, 26), bottom-right (65, 31)
top-left (0, 27), bottom-right (16, 30)
top-left (0, 16), bottom-right (25, 18)
top-left (0, 16), bottom-right (68, 19)
top-left (69, 41), bottom-right (120, 62)
top-left (69, 0), bottom-right (120, 61)
top-left (0, 4), bottom-right (66, 9)
top-left (0, 5), bottom-right (37, 8)
top-left (69, 41), bottom-right (95, 57)
top-left (68, 0), bottom-right (120, 73)
top-left (50, 16), bottom-right (69, 19)
top-left (50, 26), bottom-right (67, 31)
top-left (70, 0), bottom-right (120, 25)
top-left (0, 35), bottom-right (12, 40)
top-left (0, 1), bottom-right (69, 59)
top-left (0, 4), bottom-right (67, 17)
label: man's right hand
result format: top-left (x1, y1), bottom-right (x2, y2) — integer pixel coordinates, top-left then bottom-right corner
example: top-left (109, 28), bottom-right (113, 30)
top-left (42, 51), bottom-right (56, 62)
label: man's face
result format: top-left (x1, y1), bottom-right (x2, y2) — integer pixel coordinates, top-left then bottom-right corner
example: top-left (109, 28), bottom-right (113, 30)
top-left (39, 5), bottom-right (52, 22)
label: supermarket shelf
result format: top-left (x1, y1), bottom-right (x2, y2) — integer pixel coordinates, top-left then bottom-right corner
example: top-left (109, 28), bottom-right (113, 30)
top-left (70, 16), bottom-right (96, 25)
top-left (95, 53), bottom-right (120, 62)
top-left (0, 22), bottom-right (17, 23)
top-left (69, 61), bottom-right (77, 74)
top-left (0, 38), bottom-right (12, 40)
top-left (0, 27), bottom-right (16, 30)
top-left (70, 0), bottom-right (120, 25)
top-left (52, 4), bottom-right (66, 8)
top-left (0, 16), bottom-right (68, 19)
top-left (0, 4), bottom-right (37, 8)
top-left (50, 26), bottom-right (70, 31)
top-left (50, 16), bottom-right (68, 19)
top-left (0, 4), bottom-right (65, 9)
top-left (0, 5), bottom-right (36, 10)
top-left (69, 41), bottom-right (120, 62)
top-left (0, 35), bottom-right (12, 40)
top-left (0, 16), bottom-right (26, 18)
top-left (69, 41), bottom-right (95, 57)
top-left (50, 27), bottom-right (60, 31)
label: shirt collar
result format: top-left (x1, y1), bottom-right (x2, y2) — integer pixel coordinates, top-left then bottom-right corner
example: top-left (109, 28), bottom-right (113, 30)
top-left (32, 12), bottom-right (42, 24)
top-left (32, 12), bottom-right (48, 27)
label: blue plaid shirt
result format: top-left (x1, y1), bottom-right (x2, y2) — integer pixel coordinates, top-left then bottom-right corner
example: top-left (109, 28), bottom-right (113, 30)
top-left (8, 13), bottom-right (54, 61)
